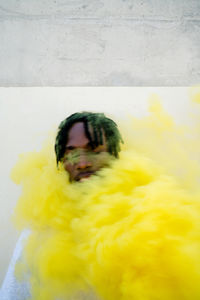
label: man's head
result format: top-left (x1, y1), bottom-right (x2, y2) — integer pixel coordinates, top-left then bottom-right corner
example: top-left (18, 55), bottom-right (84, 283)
top-left (55, 112), bottom-right (123, 182)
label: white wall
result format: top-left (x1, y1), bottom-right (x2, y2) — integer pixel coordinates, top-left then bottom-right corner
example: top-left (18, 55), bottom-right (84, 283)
top-left (0, 0), bottom-right (200, 86)
top-left (0, 86), bottom-right (195, 284)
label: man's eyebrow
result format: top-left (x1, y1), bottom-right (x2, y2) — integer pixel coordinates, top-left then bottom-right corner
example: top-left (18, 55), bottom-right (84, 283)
top-left (65, 145), bottom-right (75, 150)
top-left (86, 141), bottom-right (93, 148)
top-left (65, 142), bottom-right (93, 150)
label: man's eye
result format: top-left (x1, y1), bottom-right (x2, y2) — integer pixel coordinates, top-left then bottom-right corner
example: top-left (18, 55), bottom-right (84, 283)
top-left (66, 146), bottom-right (74, 152)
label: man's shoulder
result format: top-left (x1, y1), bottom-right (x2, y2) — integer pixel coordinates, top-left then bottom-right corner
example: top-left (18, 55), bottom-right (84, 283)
top-left (0, 229), bottom-right (31, 300)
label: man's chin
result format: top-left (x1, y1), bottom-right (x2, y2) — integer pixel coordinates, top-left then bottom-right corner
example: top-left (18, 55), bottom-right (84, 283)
top-left (79, 177), bottom-right (90, 182)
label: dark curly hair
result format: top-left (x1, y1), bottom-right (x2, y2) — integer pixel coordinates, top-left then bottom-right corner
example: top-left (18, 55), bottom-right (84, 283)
top-left (55, 112), bottom-right (123, 164)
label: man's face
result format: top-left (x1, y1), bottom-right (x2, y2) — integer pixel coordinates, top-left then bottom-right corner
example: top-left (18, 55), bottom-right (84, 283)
top-left (63, 122), bottom-right (111, 182)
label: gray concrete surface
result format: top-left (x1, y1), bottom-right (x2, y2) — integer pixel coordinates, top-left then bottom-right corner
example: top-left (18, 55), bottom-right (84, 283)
top-left (0, 0), bottom-right (200, 86)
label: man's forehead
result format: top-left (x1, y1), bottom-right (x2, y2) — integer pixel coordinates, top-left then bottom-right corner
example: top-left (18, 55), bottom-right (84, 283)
top-left (66, 122), bottom-right (89, 146)
top-left (66, 121), bottom-right (107, 148)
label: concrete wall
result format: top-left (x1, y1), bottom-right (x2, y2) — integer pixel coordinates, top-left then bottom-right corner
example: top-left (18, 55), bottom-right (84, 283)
top-left (0, 0), bottom-right (200, 86)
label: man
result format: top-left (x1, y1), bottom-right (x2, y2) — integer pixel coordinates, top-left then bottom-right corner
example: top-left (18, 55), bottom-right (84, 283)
top-left (1, 111), bottom-right (123, 300)
top-left (55, 112), bottom-right (123, 181)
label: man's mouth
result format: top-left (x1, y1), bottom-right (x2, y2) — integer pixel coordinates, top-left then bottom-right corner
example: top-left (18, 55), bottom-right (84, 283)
top-left (76, 171), bottom-right (95, 182)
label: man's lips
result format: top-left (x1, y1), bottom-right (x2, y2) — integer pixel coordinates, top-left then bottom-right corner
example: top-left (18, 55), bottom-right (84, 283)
top-left (75, 171), bottom-right (95, 182)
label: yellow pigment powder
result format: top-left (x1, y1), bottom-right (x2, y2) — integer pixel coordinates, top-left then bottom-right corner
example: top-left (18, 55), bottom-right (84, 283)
top-left (12, 99), bottom-right (200, 300)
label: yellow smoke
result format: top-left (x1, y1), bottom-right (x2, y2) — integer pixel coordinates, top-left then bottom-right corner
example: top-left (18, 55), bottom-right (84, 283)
top-left (190, 86), bottom-right (200, 104)
top-left (11, 98), bottom-right (200, 300)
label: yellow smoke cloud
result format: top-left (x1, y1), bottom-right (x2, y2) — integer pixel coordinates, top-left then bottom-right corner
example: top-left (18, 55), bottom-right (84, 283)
top-left (190, 86), bottom-right (200, 104)
top-left (11, 98), bottom-right (200, 300)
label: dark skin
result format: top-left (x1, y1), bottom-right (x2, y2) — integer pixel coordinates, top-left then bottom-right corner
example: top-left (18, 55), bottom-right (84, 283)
top-left (63, 122), bottom-right (112, 182)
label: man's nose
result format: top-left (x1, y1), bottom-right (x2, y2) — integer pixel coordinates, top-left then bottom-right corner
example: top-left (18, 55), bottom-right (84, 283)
top-left (76, 155), bottom-right (92, 170)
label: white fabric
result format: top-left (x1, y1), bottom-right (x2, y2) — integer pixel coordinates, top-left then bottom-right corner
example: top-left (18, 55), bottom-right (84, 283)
top-left (0, 230), bottom-right (31, 300)
top-left (0, 230), bottom-right (100, 300)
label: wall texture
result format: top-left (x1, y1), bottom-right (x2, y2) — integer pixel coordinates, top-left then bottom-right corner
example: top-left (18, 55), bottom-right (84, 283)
top-left (0, 0), bottom-right (200, 86)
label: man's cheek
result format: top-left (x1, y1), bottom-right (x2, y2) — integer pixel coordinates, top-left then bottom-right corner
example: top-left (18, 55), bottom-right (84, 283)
top-left (63, 150), bottom-right (81, 165)
top-left (63, 164), bottom-right (76, 182)
top-left (63, 162), bottom-right (73, 174)
top-left (92, 153), bottom-right (113, 168)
